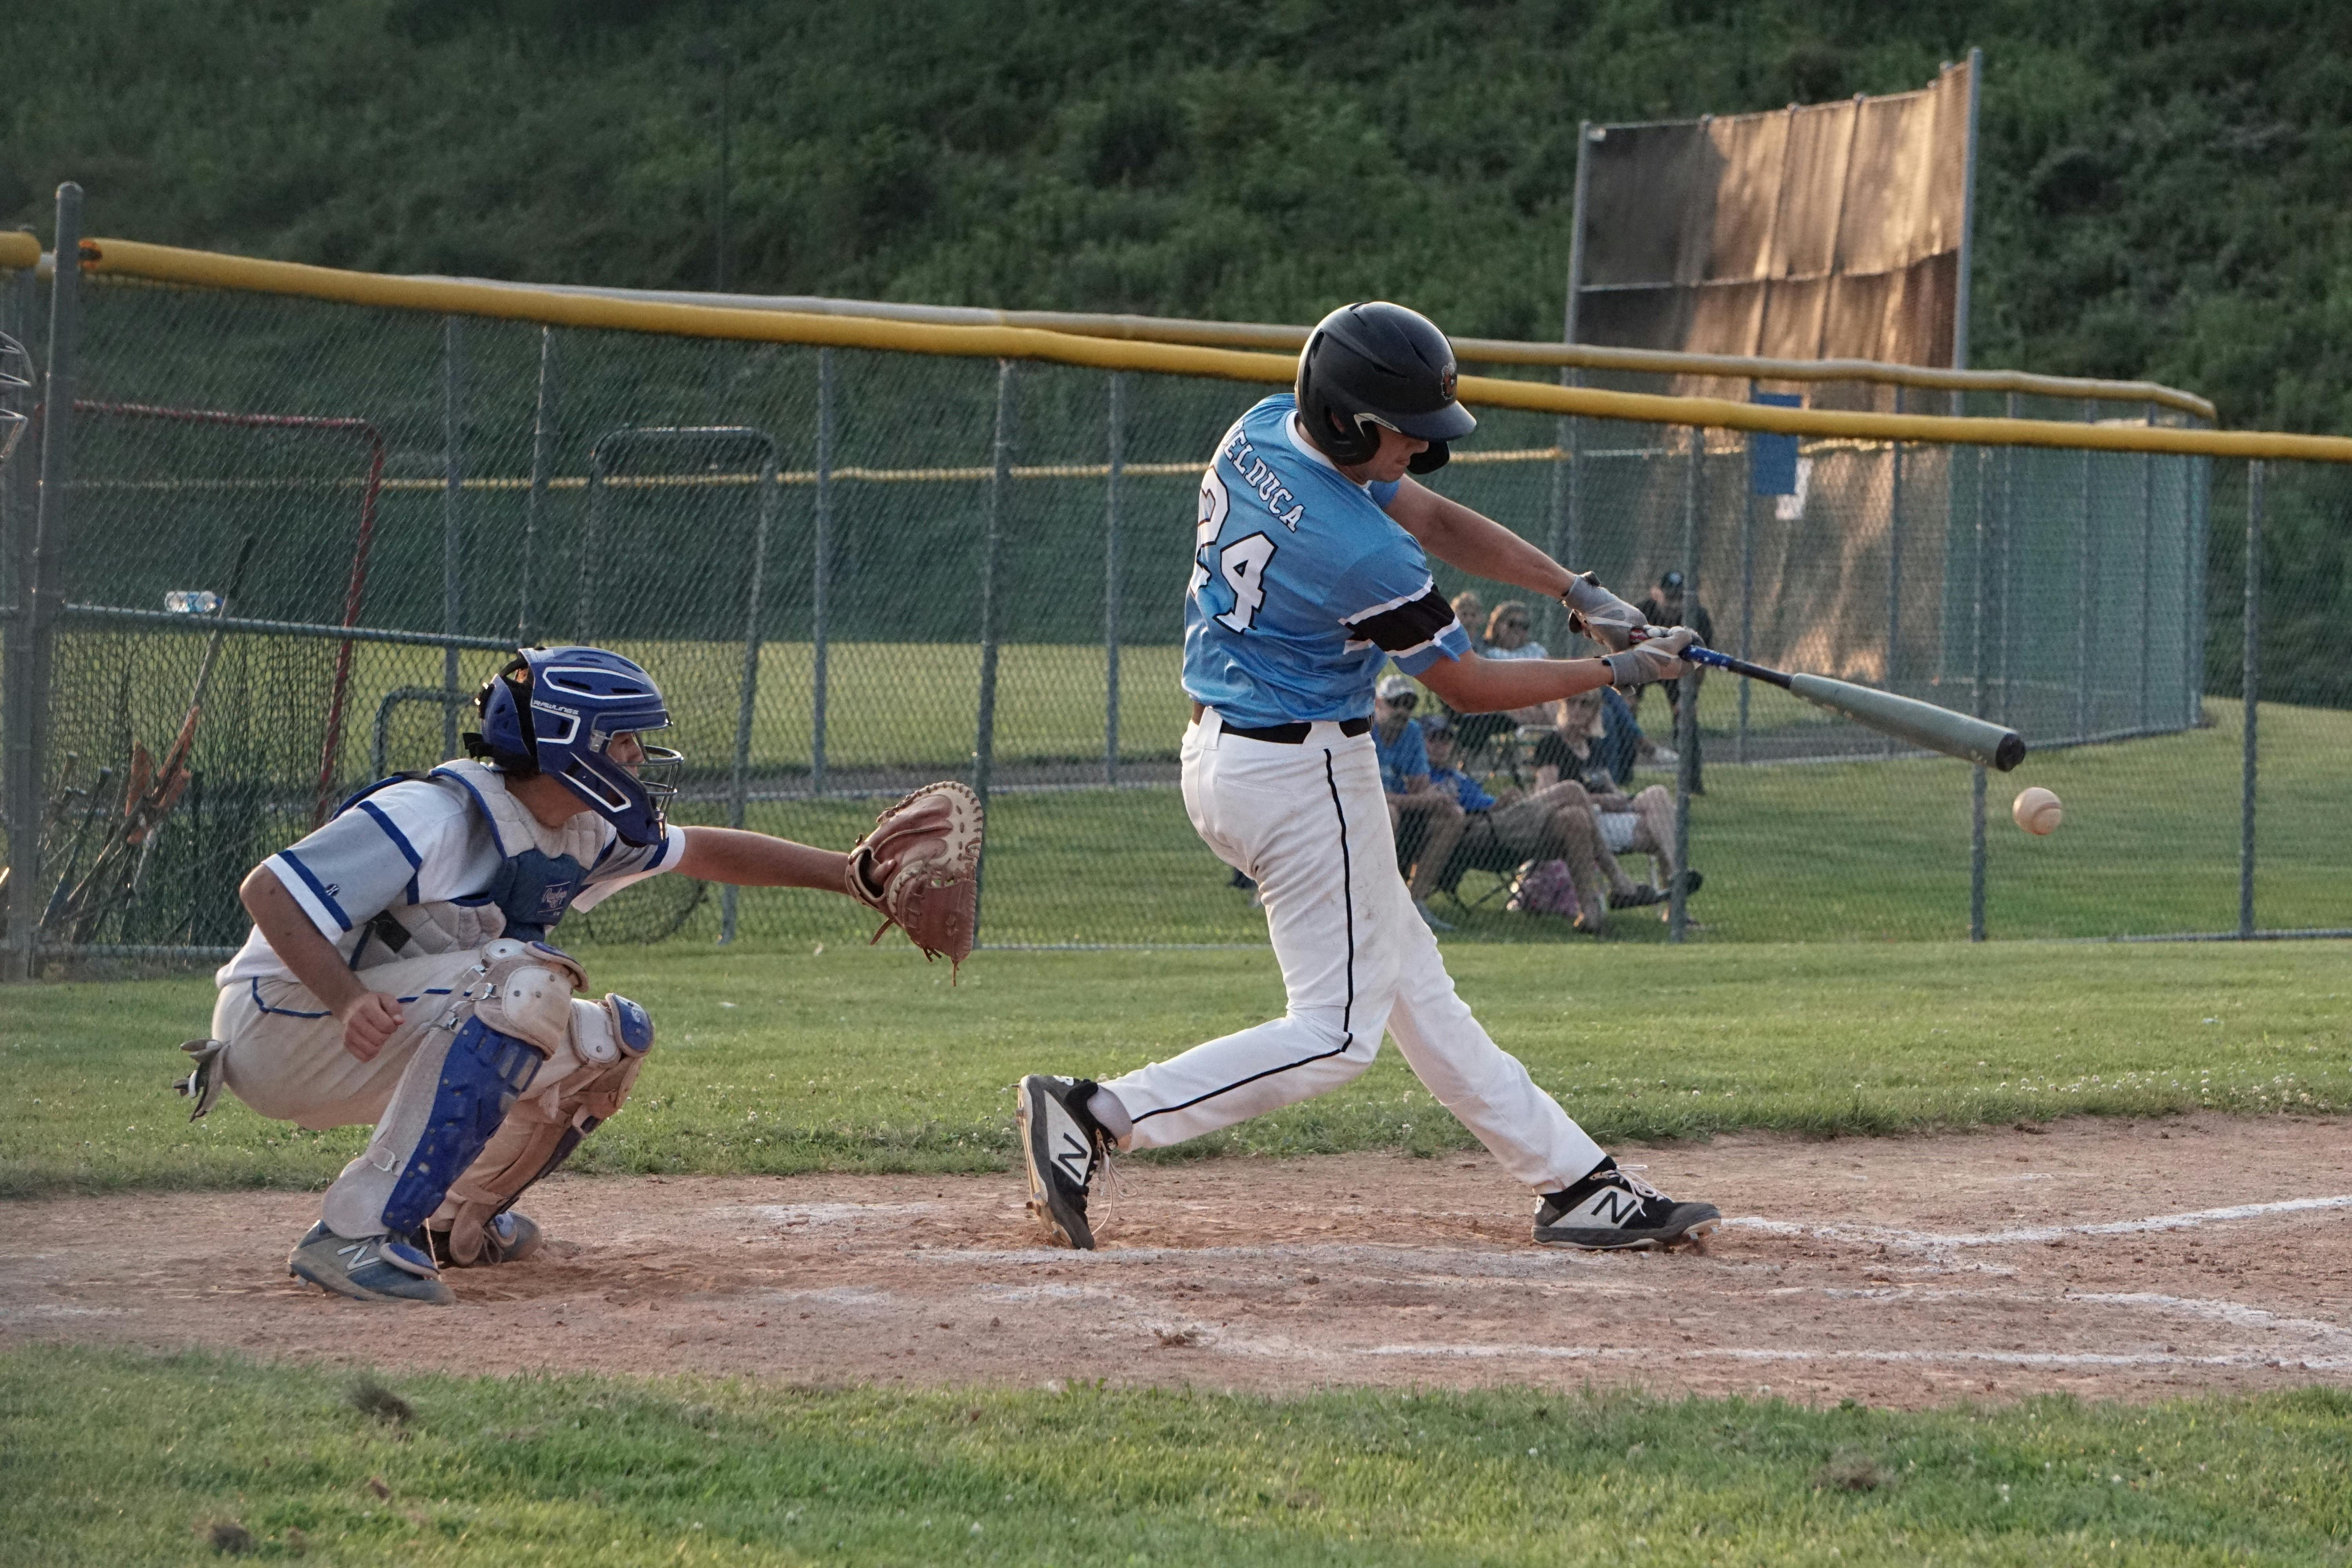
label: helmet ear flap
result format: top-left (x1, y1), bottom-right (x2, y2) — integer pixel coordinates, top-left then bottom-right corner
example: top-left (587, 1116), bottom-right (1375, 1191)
top-left (1406, 440), bottom-right (1450, 475)
top-left (1297, 329), bottom-right (1384, 466)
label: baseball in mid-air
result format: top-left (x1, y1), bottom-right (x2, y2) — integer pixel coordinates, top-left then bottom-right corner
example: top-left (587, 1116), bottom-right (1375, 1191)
top-left (2012, 786), bottom-right (2063, 835)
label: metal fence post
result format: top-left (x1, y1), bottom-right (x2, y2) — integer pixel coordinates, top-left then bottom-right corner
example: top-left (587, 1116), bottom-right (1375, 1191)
top-left (1971, 441), bottom-right (1991, 943)
top-left (1669, 425), bottom-right (1700, 943)
top-left (1887, 384), bottom-right (1904, 701)
top-left (972, 360), bottom-right (1012, 930)
top-left (720, 448), bottom-right (777, 944)
top-left (2240, 459), bottom-right (2261, 939)
top-left (811, 348), bottom-right (833, 794)
top-left (1544, 385), bottom-right (1581, 652)
top-left (2183, 451), bottom-right (2201, 729)
top-left (2137, 403), bottom-right (2155, 731)
top-left (519, 327), bottom-right (556, 644)
top-left (5, 184), bottom-right (79, 980)
top-left (1105, 372), bottom-right (1124, 785)
top-left (1736, 481), bottom-right (1753, 763)
top-left (440, 316), bottom-right (464, 759)
top-left (1998, 391), bottom-right (2017, 727)
top-left (2074, 397), bottom-right (2095, 742)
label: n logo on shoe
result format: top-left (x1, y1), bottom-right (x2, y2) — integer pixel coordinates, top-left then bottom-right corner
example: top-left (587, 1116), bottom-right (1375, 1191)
top-left (1587, 1187), bottom-right (1642, 1225)
top-left (1052, 1131), bottom-right (1091, 1185)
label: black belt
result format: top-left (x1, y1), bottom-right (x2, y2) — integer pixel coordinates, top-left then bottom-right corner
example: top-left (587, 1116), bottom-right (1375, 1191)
top-left (1223, 715), bottom-right (1372, 744)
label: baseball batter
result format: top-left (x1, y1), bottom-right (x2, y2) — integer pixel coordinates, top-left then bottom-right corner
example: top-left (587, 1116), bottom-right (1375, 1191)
top-left (1019, 303), bottom-right (1719, 1251)
top-left (178, 645), bottom-right (980, 1304)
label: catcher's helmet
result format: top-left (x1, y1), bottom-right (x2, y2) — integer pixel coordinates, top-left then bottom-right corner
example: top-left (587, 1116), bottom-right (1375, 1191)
top-left (1294, 302), bottom-right (1475, 475)
top-left (468, 646), bottom-right (682, 845)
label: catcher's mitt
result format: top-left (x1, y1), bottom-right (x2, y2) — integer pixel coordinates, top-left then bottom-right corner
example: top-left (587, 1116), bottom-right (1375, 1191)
top-left (845, 780), bottom-right (984, 974)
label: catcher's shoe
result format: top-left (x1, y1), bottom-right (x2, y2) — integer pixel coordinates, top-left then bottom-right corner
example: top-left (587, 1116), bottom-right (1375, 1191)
top-left (288, 1223), bottom-right (455, 1305)
top-left (1533, 1161), bottom-right (1720, 1250)
top-left (1017, 1074), bottom-right (1109, 1249)
top-left (426, 1210), bottom-right (543, 1268)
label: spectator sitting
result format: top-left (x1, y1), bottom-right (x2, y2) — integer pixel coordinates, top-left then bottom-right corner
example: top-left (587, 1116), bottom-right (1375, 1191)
top-left (1449, 590), bottom-right (1489, 655)
top-left (1373, 675), bottom-right (1465, 931)
top-left (1419, 713), bottom-right (1619, 934)
top-left (1452, 600), bottom-right (1552, 762)
top-left (1530, 688), bottom-right (1700, 909)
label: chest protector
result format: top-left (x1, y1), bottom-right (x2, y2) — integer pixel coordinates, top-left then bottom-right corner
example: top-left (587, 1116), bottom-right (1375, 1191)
top-left (339, 761), bottom-right (609, 960)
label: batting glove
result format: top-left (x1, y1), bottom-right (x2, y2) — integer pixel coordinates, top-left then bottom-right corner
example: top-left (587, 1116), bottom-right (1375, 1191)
top-left (1603, 625), bottom-right (1695, 686)
top-left (1560, 571), bottom-right (1647, 652)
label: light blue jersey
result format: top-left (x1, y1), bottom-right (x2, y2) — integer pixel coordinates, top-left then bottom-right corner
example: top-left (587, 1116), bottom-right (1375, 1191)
top-left (1182, 395), bottom-right (1471, 728)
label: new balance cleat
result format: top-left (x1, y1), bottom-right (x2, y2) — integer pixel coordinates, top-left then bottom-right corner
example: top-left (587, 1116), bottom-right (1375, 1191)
top-left (1533, 1161), bottom-right (1720, 1250)
top-left (1017, 1074), bottom-right (1109, 1249)
top-left (287, 1222), bottom-right (456, 1304)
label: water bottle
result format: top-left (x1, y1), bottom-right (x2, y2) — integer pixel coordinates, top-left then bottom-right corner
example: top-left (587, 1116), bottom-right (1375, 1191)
top-left (164, 590), bottom-right (222, 615)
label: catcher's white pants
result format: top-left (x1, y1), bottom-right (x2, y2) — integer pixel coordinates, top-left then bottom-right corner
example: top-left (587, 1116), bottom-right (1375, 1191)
top-left (1100, 712), bottom-right (1607, 1193)
top-left (211, 948), bottom-right (610, 1236)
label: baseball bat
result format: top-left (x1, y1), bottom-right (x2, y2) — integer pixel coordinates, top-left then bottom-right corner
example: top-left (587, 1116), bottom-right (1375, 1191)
top-left (1677, 645), bottom-right (2025, 770)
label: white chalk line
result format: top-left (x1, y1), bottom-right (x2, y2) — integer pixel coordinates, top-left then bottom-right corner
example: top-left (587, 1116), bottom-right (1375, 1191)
top-left (1199, 1332), bottom-right (2352, 1372)
top-left (1726, 1192), bottom-right (2352, 1250)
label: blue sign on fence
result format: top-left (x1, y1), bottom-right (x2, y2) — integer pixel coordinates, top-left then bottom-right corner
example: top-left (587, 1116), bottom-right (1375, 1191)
top-left (1750, 391), bottom-right (1802, 495)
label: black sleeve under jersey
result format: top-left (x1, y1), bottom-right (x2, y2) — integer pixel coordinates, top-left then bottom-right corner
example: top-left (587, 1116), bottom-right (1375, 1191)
top-left (1345, 585), bottom-right (1459, 655)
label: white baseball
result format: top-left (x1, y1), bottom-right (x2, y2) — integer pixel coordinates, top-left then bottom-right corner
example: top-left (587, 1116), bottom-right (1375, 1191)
top-left (2012, 786), bottom-right (2063, 836)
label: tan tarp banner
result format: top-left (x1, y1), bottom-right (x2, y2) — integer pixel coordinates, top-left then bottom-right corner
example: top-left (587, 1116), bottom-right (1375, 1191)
top-left (1574, 59), bottom-right (1973, 367)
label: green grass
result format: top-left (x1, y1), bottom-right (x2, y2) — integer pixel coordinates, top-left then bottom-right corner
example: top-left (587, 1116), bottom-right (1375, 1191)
top-left (7, 939), bottom-right (2347, 1198)
top-left (5, 1349), bottom-right (2350, 1566)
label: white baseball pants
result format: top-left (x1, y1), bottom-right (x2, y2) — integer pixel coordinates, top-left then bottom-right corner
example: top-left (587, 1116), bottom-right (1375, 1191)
top-left (1099, 711), bottom-right (1607, 1193)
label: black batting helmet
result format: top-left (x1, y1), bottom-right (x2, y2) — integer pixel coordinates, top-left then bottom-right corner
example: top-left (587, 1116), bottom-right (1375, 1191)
top-left (1294, 302), bottom-right (1475, 474)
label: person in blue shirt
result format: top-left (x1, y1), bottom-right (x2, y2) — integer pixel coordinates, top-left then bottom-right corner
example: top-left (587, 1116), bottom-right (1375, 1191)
top-left (1372, 674), bottom-right (1465, 929)
top-left (1016, 302), bottom-right (1717, 1254)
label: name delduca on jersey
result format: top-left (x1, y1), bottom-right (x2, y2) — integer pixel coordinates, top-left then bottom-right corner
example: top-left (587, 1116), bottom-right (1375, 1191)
top-left (1188, 418), bottom-right (1301, 635)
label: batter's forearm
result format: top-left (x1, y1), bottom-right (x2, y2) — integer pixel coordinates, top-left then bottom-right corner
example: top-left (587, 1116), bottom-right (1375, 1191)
top-left (677, 825), bottom-right (853, 890)
top-left (1417, 652), bottom-right (1614, 714)
top-left (239, 866), bottom-right (368, 1015)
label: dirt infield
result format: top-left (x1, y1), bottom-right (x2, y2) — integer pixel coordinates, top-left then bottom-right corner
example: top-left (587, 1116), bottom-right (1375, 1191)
top-left (6, 1114), bottom-right (2350, 1408)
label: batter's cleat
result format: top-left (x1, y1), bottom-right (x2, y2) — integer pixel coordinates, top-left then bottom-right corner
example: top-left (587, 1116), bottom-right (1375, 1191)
top-left (1017, 1074), bottom-right (1109, 1250)
top-left (426, 1210), bottom-right (543, 1268)
top-left (287, 1223), bottom-right (456, 1305)
top-left (1533, 1161), bottom-right (1720, 1250)
top-left (1608, 884), bottom-right (1666, 911)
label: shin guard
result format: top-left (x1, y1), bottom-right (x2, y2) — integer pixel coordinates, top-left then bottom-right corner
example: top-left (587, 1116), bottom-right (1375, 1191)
top-left (429, 993), bottom-right (654, 1265)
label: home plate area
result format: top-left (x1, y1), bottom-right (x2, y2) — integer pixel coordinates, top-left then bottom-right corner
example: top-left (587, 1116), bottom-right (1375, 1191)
top-left (5, 1115), bottom-right (2349, 1409)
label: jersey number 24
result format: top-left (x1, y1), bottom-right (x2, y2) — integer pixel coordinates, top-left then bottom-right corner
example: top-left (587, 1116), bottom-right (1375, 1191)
top-left (1191, 466), bottom-right (1279, 633)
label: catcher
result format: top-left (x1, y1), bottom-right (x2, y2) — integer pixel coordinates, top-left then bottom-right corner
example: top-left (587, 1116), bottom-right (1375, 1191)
top-left (174, 644), bottom-right (980, 1305)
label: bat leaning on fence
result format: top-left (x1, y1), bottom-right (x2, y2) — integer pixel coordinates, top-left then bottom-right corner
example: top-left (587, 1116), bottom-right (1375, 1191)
top-left (49, 533), bottom-right (260, 943)
top-left (1664, 642), bottom-right (2026, 771)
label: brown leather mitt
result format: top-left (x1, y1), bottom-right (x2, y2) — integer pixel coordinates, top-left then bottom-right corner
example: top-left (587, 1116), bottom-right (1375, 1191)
top-left (844, 780), bottom-right (984, 973)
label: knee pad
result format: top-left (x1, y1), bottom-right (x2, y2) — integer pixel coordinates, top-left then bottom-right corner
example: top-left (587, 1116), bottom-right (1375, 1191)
top-left (428, 992), bottom-right (654, 1265)
top-left (466, 938), bottom-right (588, 1057)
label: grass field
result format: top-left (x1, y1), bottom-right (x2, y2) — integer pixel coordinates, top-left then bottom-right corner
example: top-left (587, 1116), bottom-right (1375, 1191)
top-left (7, 940), bottom-right (2347, 1199)
top-left (5, 1349), bottom-right (2348, 1566)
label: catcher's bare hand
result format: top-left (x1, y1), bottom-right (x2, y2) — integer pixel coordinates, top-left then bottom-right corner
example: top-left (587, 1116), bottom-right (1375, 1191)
top-left (844, 780), bottom-right (984, 973)
top-left (338, 991), bottom-right (405, 1062)
top-left (1604, 625), bottom-right (1695, 686)
top-left (1561, 571), bottom-right (1647, 653)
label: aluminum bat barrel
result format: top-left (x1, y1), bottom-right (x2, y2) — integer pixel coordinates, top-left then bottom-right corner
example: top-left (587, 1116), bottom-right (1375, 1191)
top-left (1680, 646), bottom-right (2026, 770)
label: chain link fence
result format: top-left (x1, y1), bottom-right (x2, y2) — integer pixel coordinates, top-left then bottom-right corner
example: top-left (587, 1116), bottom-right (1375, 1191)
top-left (4, 216), bottom-right (2345, 969)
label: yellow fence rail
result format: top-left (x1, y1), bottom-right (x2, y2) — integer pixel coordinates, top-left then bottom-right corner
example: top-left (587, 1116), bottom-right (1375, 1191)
top-left (66, 236), bottom-right (2352, 463)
